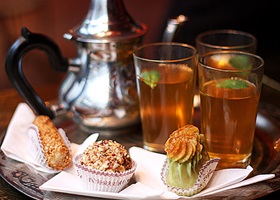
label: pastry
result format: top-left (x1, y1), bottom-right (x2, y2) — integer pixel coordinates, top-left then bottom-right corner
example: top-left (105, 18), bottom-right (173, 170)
top-left (162, 124), bottom-right (214, 196)
top-left (32, 115), bottom-right (72, 171)
top-left (80, 139), bottom-right (133, 172)
top-left (73, 139), bottom-right (136, 192)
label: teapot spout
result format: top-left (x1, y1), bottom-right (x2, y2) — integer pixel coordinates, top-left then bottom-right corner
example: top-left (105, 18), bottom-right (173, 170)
top-left (162, 15), bottom-right (188, 42)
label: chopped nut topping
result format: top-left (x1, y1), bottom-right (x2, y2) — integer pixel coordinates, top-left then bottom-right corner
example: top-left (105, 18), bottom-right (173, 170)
top-left (33, 115), bottom-right (71, 170)
top-left (80, 140), bottom-right (132, 173)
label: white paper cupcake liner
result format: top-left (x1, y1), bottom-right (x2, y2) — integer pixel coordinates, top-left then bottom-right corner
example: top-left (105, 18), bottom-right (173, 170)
top-left (27, 124), bottom-right (72, 172)
top-left (161, 158), bottom-right (220, 196)
top-left (73, 154), bottom-right (136, 193)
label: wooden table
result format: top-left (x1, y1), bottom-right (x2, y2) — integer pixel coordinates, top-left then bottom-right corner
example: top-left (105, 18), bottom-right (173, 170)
top-left (0, 82), bottom-right (280, 199)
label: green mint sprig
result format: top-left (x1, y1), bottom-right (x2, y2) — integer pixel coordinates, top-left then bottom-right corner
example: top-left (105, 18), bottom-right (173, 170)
top-left (229, 55), bottom-right (252, 70)
top-left (141, 70), bottom-right (160, 89)
top-left (216, 79), bottom-right (248, 89)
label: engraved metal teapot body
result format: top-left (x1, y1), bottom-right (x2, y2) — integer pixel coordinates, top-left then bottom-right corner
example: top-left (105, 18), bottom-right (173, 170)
top-left (5, 0), bottom-right (147, 130)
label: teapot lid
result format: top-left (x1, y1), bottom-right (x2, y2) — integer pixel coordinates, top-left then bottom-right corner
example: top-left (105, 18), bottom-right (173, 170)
top-left (63, 0), bottom-right (147, 43)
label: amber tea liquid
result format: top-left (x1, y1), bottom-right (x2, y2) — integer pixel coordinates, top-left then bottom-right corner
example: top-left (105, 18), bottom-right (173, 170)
top-left (138, 64), bottom-right (195, 153)
top-left (200, 78), bottom-right (259, 169)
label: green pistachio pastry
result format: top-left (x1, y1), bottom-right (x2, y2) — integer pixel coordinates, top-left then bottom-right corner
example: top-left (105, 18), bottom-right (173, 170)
top-left (164, 125), bottom-right (210, 190)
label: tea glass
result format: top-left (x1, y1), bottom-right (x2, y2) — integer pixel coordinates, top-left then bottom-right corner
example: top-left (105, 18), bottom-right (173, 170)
top-left (133, 42), bottom-right (197, 153)
top-left (195, 29), bottom-right (257, 55)
top-left (198, 51), bottom-right (264, 169)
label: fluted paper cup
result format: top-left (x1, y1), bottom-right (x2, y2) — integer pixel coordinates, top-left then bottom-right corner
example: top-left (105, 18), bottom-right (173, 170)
top-left (161, 158), bottom-right (220, 196)
top-left (73, 154), bottom-right (136, 192)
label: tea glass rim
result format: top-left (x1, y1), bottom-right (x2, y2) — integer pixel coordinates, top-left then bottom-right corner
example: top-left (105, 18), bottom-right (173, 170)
top-left (133, 42), bottom-right (197, 63)
top-left (195, 29), bottom-right (257, 50)
top-left (198, 50), bottom-right (264, 73)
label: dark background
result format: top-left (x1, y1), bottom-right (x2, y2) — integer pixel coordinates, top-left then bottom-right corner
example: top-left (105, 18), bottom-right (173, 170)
top-left (164, 0), bottom-right (279, 82)
top-left (0, 0), bottom-right (278, 87)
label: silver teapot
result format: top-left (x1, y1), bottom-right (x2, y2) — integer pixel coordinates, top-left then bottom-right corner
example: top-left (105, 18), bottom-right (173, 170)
top-left (5, 0), bottom-right (147, 131)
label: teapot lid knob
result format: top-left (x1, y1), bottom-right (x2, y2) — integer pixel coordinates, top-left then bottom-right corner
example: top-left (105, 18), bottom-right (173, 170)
top-left (64, 0), bottom-right (147, 42)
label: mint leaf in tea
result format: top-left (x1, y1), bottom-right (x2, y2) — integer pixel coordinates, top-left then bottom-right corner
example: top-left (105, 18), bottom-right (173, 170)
top-left (140, 70), bottom-right (160, 89)
top-left (216, 79), bottom-right (248, 89)
top-left (229, 55), bottom-right (252, 70)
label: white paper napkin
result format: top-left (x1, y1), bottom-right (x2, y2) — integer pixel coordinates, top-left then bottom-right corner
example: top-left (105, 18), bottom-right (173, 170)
top-left (0, 102), bottom-right (99, 174)
top-left (40, 145), bottom-right (275, 199)
top-left (129, 147), bottom-right (275, 199)
top-left (0, 103), bottom-right (48, 170)
top-left (1, 103), bottom-right (276, 199)
top-left (40, 133), bottom-right (164, 200)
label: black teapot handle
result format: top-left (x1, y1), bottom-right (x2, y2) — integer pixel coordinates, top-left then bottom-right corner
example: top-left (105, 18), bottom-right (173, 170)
top-left (5, 27), bottom-right (69, 119)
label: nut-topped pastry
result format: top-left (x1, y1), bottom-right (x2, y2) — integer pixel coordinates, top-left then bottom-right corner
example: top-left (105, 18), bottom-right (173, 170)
top-left (28, 115), bottom-right (72, 171)
top-left (161, 125), bottom-right (218, 196)
top-left (80, 140), bottom-right (132, 172)
top-left (73, 139), bottom-right (136, 192)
